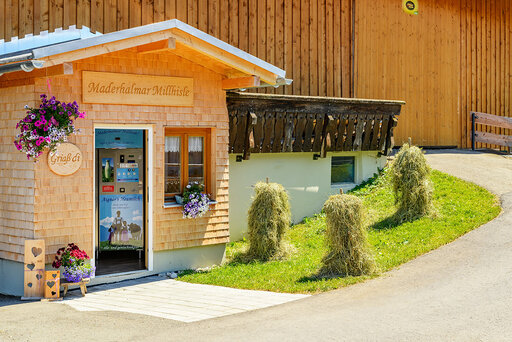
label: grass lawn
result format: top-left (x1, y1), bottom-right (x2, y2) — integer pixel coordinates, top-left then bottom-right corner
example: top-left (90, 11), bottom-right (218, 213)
top-left (178, 169), bottom-right (501, 293)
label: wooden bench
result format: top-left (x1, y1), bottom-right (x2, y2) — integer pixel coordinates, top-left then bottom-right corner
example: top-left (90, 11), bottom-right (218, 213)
top-left (61, 278), bottom-right (90, 297)
top-left (471, 112), bottom-right (512, 153)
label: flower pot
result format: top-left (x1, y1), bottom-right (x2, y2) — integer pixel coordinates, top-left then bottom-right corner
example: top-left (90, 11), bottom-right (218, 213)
top-left (62, 265), bottom-right (95, 283)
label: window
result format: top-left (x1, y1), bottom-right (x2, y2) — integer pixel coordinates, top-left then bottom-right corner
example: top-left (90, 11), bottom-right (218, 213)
top-left (331, 156), bottom-right (355, 184)
top-left (164, 128), bottom-right (211, 203)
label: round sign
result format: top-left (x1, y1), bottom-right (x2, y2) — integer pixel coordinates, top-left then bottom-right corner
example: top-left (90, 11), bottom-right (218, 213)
top-left (403, 0), bottom-right (419, 15)
top-left (48, 143), bottom-right (83, 176)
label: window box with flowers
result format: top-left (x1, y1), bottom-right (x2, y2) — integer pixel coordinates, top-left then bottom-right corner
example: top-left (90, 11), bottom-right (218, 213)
top-left (163, 128), bottom-right (216, 217)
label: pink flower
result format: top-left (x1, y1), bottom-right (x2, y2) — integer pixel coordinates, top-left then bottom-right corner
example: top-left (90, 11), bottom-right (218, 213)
top-left (78, 112), bottom-right (86, 119)
top-left (35, 137), bottom-right (45, 146)
top-left (49, 116), bottom-right (58, 126)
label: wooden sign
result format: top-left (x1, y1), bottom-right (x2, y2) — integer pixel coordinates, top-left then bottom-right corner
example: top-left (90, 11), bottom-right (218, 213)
top-left (44, 270), bottom-right (60, 299)
top-left (82, 71), bottom-right (194, 107)
top-left (23, 240), bottom-right (45, 299)
top-left (48, 143), bottom-right (82, 176)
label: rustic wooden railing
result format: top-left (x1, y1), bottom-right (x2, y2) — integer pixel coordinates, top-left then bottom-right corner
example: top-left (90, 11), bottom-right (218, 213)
top-left (227, 92), bottom-right (405, 160)
top-left (471, 111), bottom-right (512, 153)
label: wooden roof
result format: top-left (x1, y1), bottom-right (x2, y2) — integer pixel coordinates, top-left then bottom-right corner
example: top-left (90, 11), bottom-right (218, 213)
top-left (1, 20), bottom-right (289, 88)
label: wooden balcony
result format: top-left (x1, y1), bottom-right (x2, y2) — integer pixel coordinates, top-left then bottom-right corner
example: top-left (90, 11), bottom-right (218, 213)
top-left (227, 92), bottom-right (405, 159)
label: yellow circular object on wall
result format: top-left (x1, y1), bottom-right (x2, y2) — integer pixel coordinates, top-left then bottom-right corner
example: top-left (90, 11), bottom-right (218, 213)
top-left (403, 0), bottom-right (419, 15)
top-left (48, 143), bottom-right (83, 176)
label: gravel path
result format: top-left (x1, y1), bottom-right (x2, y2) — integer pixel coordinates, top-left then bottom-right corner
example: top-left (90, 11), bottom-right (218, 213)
top-left (1, 149), bottom-right (511, 342)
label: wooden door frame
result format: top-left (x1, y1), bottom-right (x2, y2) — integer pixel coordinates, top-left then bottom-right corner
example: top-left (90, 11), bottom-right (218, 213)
top-left (92, 124), bottom-right (155, 274)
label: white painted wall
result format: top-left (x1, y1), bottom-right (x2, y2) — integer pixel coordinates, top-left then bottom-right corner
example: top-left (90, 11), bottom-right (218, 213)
top-left (229, 152), bottom-right (386, 241)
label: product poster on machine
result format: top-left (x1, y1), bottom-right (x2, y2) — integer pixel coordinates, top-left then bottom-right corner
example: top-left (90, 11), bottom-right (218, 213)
top-left (102, 158), bottom-right (114, 182)
top-left (99, 194), bottom-right (143, 251)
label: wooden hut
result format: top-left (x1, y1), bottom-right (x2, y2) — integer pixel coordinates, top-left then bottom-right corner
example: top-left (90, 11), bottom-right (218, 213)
top-left (0, 20), bottom-right (288, 295)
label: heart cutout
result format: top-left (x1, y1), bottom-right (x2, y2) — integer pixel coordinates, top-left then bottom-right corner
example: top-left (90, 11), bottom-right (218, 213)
top-left (51, 291), bottom-right (56, 296)
top-left (46, 281), bottom-right (55, 288)
top-left (27, 282), bottom-right (32, 288)
top-left (36, 274), bottom-right (42, 280)
top-left (31, 247), bottom-right (42, 257)
top-left (52, 273), bottom-right (57, 279)
top-left (26, 263), bottom-right (35, 271)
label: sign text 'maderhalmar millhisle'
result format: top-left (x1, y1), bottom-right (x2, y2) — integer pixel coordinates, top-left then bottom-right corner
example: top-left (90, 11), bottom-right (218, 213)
top-left (82, 71), bottom-right (194, 107)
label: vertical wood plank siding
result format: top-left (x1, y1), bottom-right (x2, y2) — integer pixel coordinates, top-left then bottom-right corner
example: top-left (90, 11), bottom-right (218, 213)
top-left (354, 0), bottom-right (511, 147)
top-left (1, 0), bottom-right (511, 147)
top-left (0, 0), bottom-right (352, 99)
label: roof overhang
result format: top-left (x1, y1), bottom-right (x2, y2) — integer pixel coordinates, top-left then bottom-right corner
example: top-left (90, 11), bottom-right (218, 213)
top-left (0, 20), bottom-right (290, 89)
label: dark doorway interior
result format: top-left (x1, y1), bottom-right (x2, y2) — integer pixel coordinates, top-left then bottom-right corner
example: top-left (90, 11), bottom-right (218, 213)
top-left (95, 250), bottom-right (145, 276)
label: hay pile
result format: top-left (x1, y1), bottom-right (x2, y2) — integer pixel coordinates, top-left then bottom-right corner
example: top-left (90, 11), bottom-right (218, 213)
top-left (320, 194), bottom-right (376, 277)
top-left (247, 182), bottom-right (291, 260)
top-left (391, 143), bottom-right (433, 222)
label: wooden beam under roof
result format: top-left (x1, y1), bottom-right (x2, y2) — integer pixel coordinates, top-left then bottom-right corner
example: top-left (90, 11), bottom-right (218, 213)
top-left (136, 38), bottom-right (176, 54)
top-left (222, 76), bottom-right (260, 90)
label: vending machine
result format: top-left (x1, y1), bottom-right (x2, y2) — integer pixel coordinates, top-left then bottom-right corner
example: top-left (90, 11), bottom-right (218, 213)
top-left (96, 129), bottom-right (146, 272)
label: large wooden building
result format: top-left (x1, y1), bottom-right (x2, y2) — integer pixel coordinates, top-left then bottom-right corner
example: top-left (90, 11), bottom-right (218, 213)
top-left (1, 0), bottom-right (511, 147)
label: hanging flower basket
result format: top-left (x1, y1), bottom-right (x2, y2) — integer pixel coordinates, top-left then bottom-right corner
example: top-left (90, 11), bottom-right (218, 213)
top-left (14, 94), bottom-right (86, 161)
top-left (182, 182), bottom-right (211, 219)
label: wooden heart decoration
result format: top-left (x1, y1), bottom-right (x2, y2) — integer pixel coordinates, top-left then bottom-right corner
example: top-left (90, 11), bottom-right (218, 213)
top-left (46, 281), bottom-right (55, 288)
top-left (52, 273), bottom-right (57, 278)
top-left (27, 282), bottom-right (32, 288)
top-left (31, 247), bottom-right (42, 257)
top-left (36, 274), bottom-right (42, 280)
top-left (26, 263), bottom-right (35, 271)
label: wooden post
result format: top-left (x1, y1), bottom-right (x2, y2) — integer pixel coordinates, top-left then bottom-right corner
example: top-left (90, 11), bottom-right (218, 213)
top-left (471, 112), bottom-right (476, 151)
top-left (243, 111), bottom-right (257, 160)
top-left (321, 114), bottom-right (335, 158)
top-left (408, 137), bottom-right (412, 147)
top-left (44, 270), bottom-right (60, 299)
top-left (22, 240), bottom-right (45, 300)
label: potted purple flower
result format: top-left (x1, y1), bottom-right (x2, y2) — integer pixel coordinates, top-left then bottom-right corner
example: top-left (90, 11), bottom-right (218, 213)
top-left (182, 182), bottom-right (211, 219)
top-left (13, 94), bottom-right (86, 161)
top-left (52, 243), bottom-right (95, 283)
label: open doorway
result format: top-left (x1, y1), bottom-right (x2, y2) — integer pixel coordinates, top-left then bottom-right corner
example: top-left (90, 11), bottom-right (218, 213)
top-left (95, 129), bottom-right (147, 275)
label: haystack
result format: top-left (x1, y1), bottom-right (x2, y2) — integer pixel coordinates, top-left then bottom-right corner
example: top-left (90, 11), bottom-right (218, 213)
top-left (391, 143), bottom-right (433, 222)
top-left (320, 194), bottom-right (376, 277)
top-left (247, 182), bottom-right (291, 260)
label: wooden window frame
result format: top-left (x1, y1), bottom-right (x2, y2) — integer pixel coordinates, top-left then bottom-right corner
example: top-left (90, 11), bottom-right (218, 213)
top-left (164, 127), bottom-right (213, 204)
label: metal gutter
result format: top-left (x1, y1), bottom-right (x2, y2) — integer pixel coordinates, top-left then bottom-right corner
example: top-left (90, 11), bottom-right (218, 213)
top-left (0, 59), bottom-right (45, 76)
top-left (0, 52), bottom-right (34, 64)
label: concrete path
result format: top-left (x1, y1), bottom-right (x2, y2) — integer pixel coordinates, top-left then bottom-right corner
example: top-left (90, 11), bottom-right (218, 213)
top-left (1, 150), bottom-right (511, 341)
top-left (424, 149), bottom-right (512, 196)
top-left (58, 276), bottom-right (308, 323)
